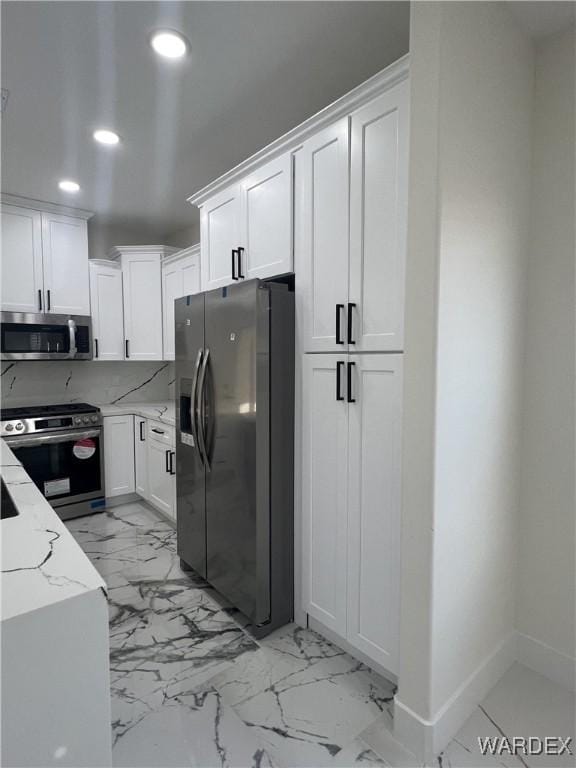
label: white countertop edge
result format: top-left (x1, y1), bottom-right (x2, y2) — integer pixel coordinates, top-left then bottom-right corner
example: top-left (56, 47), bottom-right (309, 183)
top-left (1, 441), bottom-right (106, 623)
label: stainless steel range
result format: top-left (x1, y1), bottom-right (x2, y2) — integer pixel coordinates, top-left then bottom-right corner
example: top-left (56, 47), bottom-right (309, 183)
top-left (1, 403), bottom-right (105, 519)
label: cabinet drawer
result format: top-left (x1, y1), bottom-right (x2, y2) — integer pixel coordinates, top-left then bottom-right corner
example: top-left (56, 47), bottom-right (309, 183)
top-left (147, 420), bottom-right (175, 447)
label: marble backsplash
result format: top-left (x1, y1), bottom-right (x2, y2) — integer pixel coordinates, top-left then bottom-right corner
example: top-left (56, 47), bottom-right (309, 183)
top-left (0, 361), bottom-right (175, 408)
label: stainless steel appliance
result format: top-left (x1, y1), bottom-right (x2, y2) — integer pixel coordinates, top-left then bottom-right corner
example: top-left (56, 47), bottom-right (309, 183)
top-left (175, 279), bottom-right (294, 637)
top-left (1, 403), bottom-right (105, 519)
top-left (1, 312), bottom-right (92, 360)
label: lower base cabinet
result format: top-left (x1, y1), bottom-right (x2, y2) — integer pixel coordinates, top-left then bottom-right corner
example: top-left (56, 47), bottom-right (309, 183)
top-left (134, 418), bottom-right (149, 500)
top-left (103, 415), bottom-right (135, 497)
top-left (302, 353), bottom-right (403, 675)
top-left (104, 414), bottom-right (175, 521)
top-left (147, 421), bottom-right (176, 521)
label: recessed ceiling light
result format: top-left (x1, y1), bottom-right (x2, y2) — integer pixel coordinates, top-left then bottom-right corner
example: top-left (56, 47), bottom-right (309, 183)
top-left (93, 129), bottom-right (120, 146)
top-left (150, 30), bottom-right (187, 59)
top-left (58, 180), bottom-right (80, 193)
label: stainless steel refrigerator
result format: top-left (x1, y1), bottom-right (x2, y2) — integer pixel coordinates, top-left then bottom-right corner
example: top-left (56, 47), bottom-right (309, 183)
top-left (175, 279), bottom-right (294, 637)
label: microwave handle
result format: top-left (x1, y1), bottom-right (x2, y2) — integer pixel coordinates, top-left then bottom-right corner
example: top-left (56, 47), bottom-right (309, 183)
top-left (68, 319), bottom-right (77, 359)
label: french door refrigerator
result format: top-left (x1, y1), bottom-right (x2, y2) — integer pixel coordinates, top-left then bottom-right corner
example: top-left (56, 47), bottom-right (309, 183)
top-left (175, 279), bottom-right (294, 637)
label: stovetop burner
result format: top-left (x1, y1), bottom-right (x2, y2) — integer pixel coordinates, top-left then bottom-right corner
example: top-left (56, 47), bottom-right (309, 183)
top-left (1, 402), bottom-right (99, 420)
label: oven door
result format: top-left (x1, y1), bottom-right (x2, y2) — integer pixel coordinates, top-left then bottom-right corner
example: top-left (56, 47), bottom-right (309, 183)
top-left (0, 312), bottom-right (92, 360)
top-left (4, 429), bottom-right (104, 516)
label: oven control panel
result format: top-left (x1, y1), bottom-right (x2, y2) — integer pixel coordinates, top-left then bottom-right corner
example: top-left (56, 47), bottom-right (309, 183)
top-left (1, 411), bottom-right (102, 437)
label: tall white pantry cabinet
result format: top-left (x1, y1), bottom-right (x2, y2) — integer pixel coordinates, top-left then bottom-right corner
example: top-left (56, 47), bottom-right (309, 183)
top-left (297, 73), bottom-right (408, 676)
top-left (190, 57), bottom-right (409, 677)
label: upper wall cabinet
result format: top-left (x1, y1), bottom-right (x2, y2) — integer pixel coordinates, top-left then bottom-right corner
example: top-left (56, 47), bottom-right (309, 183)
top-left (110, 245), bottom-right (178, 361)
top-left (300, 118), bottom-right (350, 352)
top-left (198, 153), bottom-right (293, 291)
top-left (299, 80), bottom-right (409, 353)
top-left (348, 83), bottom-right (409, 352)
top-left (89, 260), bottom-right (125, 361)
top-left (1, 199), bottom-right (91, 315)
top-left (162, 244), bottom-right (201, 360)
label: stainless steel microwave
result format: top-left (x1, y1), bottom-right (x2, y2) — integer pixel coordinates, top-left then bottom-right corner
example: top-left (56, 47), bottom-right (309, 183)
top-left (1, 312), bottom-right (93, 360)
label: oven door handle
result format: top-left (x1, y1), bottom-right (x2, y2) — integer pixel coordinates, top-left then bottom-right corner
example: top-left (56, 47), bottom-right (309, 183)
top-left (4, 429), bottom-right (100, 447)
top-left (68, 318), bottom-right (78, 359)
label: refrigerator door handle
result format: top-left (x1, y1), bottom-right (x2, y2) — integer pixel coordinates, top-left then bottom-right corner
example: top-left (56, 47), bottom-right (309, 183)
top-left (196, 347), bottom-right (211, 471)
top-left (191, 348), bottom-right (204, 466)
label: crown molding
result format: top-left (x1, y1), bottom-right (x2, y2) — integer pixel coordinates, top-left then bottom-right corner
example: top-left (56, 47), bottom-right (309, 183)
top-left (162, 242), bottom-right (201, 265)
top-left (187, 54), bottom-right (409, 207)
top-left (108, 245), bottom-right (180, 261)
top-left (1, 193), bottom-right (93, 220)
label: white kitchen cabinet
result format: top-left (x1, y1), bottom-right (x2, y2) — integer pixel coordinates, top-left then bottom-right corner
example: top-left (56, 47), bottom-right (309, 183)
top-left (299, 81), bottom-right (409, 354)
top-left (1, 201), bottom-right (91, 315)
top-left (300, 118), bottom-right (350, 352)
top-left (302, 353), bottom-right (403, 674)
top-left (200, 186), bottom-right (241, 291)
top-left (1, 204), bottom-right (44, 313)
top-left (349, 84), bottom-right (409, 352)
top-left (199, 153), bottom-right (293, 291)
top-left (134, 417), bottom-right (149, 500)
top-left (302, 354), bottom-right (349, 636)
top-left (239, 153), bottom-right (292, 281)
top-left (147, 421), bottom-right (176, 520)
top-left (346, 354), bottom-right (403, 672)
top-left (41, 212), bottom-right (90, 315)
top-left (89, 260), bottom-right (124, 361)
top-left (162, 245), bottom-right (201, 360)
top-left (103, 414), bottom-right (135, 497)
top-left (111, 246), bottom-right (176, 361)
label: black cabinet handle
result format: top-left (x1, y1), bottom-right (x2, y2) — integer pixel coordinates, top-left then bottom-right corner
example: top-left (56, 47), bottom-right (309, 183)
top-left (139, 421), bottom-right (145, 441)
top-left (165, 449), bottom-right (171, 473)
top-left (231, 249), bottom-right (238, 280)
top-left (94, 338), bottom-right (99, 358)
top-left (347, 361), bottom-right (356, 403)
top-left (125, 339), bottom-right (130, 358)
top-left (38, 290), bottom-right (42, 311)
top-left (47, 289), bottom-right (51, 311)
top-left (336, 361), bottom-right (345, 401)
top-left (347, 303), bottom-right (356, 344)
top-left (335, 304), bottom-right (345, 344)
top-left (170, 451), bottom-right (175, 475)
top-left (237, 246), bottom-right (245, 279)
top-left (152, 427), bottom-right (165, 435)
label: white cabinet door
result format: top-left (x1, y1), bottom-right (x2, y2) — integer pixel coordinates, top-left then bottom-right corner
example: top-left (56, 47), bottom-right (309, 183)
top-left (349, 83), bottom-right (409, 352)
top-left (148, 433), bottom-right (175, 518)
top-left (300, 119), bottom-right (350, 352)
top-left (41, 213), bottom-right (90, 315)
top-left (240, 153), bottom-right (292, 281)
top-left (302, 354), bottom-right (349, 636)
top-left (162, 250), bottom-right (200, 360)
top-left (103, 415), bottom-right (135, 497)
top-left (346, 354), bottom-right (402, 673)
top-left (121, 251), bottom-right (163, 360)
top-left (200, 186), bottom-right (240, 291)
top-left (89, 261), bottom-right (124, 361)
top-left (134, 417), bottom-right (149, 500)
top-left (1, 205), bottom-right (44, 313)
top-left (181, 251), bottom-right (201, 295)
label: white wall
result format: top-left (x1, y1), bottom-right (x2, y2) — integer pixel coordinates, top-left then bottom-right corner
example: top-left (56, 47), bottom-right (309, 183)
top-left (517, 27), bottom-right (575, 673)
top-left (397, 1), bottom-right (533, 757)
top-left (0, 360), bottom-right (174, 408)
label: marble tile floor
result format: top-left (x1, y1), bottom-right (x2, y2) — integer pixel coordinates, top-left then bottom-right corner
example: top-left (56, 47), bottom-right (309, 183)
top-left (66, 503), bottom-right (575, 768)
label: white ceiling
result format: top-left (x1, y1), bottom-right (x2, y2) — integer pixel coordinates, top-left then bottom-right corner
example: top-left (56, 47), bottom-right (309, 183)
top-left (1, 1), bottom-right (409, 252)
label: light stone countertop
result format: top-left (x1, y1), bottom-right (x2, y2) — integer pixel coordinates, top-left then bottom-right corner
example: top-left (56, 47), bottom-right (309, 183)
top-left (97, 400), bottom-right (176, 427)
top-left (0, 440), bottom-right (106, 623)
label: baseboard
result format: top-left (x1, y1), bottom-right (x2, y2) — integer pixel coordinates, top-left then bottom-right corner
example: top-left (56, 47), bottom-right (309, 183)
top-left (104, 492), bottom-right (140, 508)
top-left (394, 632), bottom-right (516, 764)
top-left (516, 631), bottom-right (576, 691)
